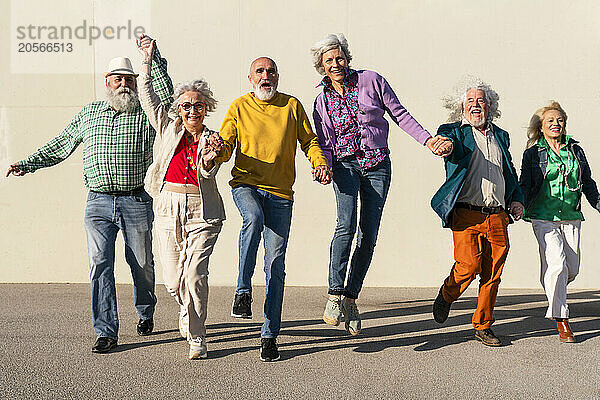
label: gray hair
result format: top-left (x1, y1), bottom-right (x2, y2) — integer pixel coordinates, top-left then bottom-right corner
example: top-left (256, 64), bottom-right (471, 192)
top-left (310, 33), bottom-right (353, 75)
top-left (168, 79), bottom-right (217, 119)
top-left (105, 86), bottom-right (140, 113)
top-left (442, 76), bottom-right (501, 123)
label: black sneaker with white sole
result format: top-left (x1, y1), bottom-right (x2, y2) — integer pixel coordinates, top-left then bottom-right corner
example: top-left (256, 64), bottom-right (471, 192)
top-left (231, 292), bottom-right (252, 318)
top-left (260, 338), bottom-right (280, 362)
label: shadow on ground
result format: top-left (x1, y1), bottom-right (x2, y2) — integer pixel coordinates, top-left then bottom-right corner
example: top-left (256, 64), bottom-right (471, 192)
top-left (204, 290), bottom-right (600, 360)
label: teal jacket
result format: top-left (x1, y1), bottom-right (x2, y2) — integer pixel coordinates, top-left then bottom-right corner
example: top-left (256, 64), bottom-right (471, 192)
top-left (431, 122), bottom-right (524, 228)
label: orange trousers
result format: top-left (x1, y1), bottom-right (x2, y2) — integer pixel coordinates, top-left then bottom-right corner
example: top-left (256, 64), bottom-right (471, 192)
top-left (441, 207), bottom-right (510, 330)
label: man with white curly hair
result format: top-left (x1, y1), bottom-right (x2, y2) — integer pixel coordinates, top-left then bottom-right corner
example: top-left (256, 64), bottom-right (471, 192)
top-left (430, 78), bottom-right (524, 346)
top-left (6, 34), bottom-right (174, 354)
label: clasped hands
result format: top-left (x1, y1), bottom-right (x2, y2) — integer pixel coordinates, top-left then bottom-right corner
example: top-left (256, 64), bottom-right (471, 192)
top-left (312, 165), bottom-right (332, 185)
top-left (426, 135), bottom-right (453, 157)
top-left (200, 132), bottom-right (225, 170)
top-left (508, 201), bottom-right (524, 220)
top-left (136, 34), bottom-right (155, 61)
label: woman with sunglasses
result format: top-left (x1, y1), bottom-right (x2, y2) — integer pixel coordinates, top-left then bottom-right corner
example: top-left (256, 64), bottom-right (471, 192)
top-left (520, 101), bottom-right (600, 343)
top-left (137, 36), bottom-right (226, 359)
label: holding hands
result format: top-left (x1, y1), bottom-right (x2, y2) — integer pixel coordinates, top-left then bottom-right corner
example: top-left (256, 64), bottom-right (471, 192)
top-left (201, 132), bottom-right (225, 170)
top-left (426, 135), bottom-right (453, 157)
top-left (136, 34), bottom-right (155, 62)
top-left (508, 201), bottom-right (524, 221)
top-left (312, 165), bottom-right (332, 185)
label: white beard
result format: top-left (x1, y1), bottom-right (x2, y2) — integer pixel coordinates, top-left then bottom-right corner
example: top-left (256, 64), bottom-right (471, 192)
top-left (470, 116), bottom-right (486, 129)
top-left (106, 86), bottom-right (140, 112)
top-left (254, 85), bottom-right (276, 101)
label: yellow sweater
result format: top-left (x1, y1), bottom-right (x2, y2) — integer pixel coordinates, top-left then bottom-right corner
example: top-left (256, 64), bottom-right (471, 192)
top-left (217, 92), bottom-right (328, 201)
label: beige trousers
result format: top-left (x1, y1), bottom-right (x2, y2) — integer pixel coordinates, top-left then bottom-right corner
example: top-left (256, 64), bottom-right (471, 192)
top-left (155, 184), bottom-right (222, 340)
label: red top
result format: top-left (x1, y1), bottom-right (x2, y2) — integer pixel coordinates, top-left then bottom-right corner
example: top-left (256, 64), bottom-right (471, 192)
top-left (164, 135), bottom-right (200, 186)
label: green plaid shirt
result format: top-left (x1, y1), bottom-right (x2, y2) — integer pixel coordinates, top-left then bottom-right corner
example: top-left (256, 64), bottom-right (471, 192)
top-left (18, 48), bottom-right (174, 192)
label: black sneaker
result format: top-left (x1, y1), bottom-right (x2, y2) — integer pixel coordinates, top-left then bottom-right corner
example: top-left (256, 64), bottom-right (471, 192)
top-left (137, 318), bottom-right (154, 336)
top-left (432, 287), bottom-right (451, 324)
top-left (231, 292), bottom-right (252, 318)
top-left (91, 337), bottom-right (117, 353)
top-left (260, 338), bottom-right (280, 362)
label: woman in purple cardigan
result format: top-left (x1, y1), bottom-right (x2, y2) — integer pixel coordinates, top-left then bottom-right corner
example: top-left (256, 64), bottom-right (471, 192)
top-left (311, 33), bottom-right (451, 335)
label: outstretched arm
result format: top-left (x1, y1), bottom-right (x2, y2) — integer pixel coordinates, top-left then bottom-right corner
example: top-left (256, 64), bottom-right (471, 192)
top-left (7, 113), bottom-right (84, 177)
top-left (378, 74), bottom-right (451, 157)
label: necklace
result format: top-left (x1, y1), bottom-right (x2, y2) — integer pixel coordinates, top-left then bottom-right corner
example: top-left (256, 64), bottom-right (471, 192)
top-left (184, 134), bottom-right (197, 171)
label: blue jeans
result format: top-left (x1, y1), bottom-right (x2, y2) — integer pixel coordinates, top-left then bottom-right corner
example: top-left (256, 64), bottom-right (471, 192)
top-left (329, 156), bottom-right (391, 299)
top-left (232, 185), bottom-right (293, 338)
top-left (84, 190), bottom-right (157, 339)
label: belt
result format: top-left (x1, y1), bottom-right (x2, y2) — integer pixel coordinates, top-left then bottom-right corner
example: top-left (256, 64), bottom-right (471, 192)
top-left (92, 187), bottom-right (144, 196)
top-left (455, 202), bottom-right (504, 215)
top-left (162, 182), bottom-right (200, 194)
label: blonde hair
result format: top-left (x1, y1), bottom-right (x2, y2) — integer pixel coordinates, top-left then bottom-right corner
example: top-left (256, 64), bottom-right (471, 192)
top-left (526, 101), bottom-right (568, 148)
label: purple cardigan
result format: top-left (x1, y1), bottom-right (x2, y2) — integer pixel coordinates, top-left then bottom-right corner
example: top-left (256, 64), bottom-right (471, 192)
top-left (312, 69), bottom-right (432, 166)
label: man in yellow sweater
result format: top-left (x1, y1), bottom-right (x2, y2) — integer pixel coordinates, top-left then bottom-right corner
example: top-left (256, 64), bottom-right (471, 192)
top-left (217, 57), bottom-right (331, 361)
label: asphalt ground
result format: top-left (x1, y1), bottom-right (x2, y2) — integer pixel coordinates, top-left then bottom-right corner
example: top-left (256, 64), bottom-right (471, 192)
top-left (0, 284), bottom-right (599, 399)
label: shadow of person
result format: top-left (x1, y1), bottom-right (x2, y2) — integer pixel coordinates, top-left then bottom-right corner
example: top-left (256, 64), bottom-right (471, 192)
top-left (273, 290), bottom-right (600, 360)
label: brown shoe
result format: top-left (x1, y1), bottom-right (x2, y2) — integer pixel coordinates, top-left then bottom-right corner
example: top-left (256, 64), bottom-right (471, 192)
top-left (556, 319), bottom-right (576, 343)
top-left (474, 328), bottom-right (502, 346)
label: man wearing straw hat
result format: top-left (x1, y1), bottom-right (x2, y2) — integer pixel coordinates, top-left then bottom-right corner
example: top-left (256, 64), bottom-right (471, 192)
top-left (6, 34), bottom-right (173, 353)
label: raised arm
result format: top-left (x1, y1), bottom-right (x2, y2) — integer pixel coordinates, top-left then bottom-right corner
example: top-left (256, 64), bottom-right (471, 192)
top-left (138, 35), bottom-right (174, 110)
top-left (136, 35), bottom-right (170, 136)
top-left (6, 112), bottom-right (84, 177)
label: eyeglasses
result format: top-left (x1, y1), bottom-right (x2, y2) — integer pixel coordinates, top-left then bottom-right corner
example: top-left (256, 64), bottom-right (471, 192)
top-left (179, 102), bottom-right (205, 112)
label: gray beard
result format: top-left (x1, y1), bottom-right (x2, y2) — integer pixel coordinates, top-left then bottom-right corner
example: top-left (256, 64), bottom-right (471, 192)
top-left (254, 86), bottom-right (276, 101)
top-left (106, 86), bottom-right (140, 112)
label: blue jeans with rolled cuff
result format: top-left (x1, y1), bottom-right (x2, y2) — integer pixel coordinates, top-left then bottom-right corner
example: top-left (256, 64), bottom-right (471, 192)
top-left (232, 184), bottom-right (293, 338)
top-left (328, 156), bottom-right (392, 299)
top-left (84, 190), bottom-right (157, 340)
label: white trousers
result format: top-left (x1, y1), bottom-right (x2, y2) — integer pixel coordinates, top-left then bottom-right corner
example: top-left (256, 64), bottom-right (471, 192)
top-left (155, 185), bottom-right (222, 340)
top-left (531, 219), bottom-right (581, 319)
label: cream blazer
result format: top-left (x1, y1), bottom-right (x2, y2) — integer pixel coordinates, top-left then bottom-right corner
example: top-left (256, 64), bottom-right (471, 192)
top-left (139, 72), bottom-right (225, 222)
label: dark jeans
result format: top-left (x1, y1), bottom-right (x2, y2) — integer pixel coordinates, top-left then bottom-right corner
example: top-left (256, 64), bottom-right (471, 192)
top-left (232, 184), bottom-right (293, 338)
top-left (328, 156), bottom-right (391, 299)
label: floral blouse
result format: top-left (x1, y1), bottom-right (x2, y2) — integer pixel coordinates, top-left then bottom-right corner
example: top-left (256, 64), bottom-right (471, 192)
top-left (322, 70), bottom-right (388, 170)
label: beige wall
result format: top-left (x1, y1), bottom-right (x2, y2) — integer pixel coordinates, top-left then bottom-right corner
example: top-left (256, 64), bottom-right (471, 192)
top-left (2, 0), bottom-right (600, 289)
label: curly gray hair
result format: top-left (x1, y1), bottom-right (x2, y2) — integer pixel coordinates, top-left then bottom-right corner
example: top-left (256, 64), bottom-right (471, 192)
top-left (168, 79), bottom-right (217, 119)
top-left (310, 33), bottom-right (353, 75)
top-left (442, 76), bottom-right (500, 123)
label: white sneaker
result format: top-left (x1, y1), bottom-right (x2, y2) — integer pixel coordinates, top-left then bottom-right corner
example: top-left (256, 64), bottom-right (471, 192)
top-left (188, 337), bottom-right (207, 360)
top-left (179, 306), bottom-right (188, 339)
